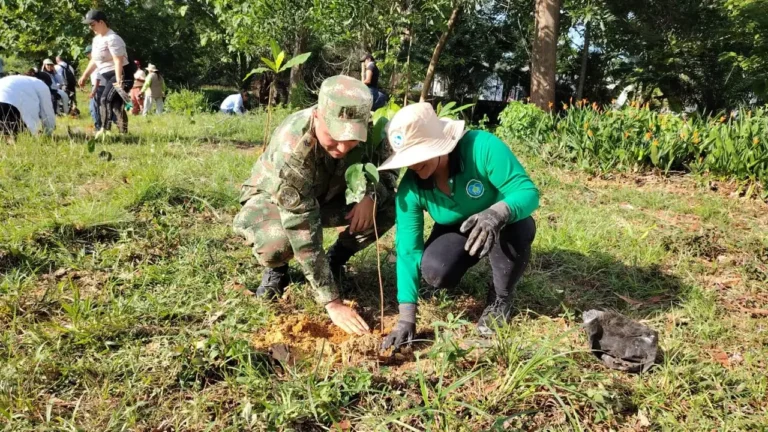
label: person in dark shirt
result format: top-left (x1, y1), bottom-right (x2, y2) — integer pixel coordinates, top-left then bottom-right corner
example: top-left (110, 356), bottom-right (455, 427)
top-left (361, 53), bottom-right (388, 110)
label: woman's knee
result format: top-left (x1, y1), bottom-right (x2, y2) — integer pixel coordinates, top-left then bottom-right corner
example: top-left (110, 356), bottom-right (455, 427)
top-left (421, 254), bottom-right (458, 288)
top-left (501, 216), bottom-right (537, 247)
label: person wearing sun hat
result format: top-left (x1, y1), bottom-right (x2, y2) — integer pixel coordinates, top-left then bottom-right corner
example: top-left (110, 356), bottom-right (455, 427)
top-left (140, 63), bottom-right (166, 115)
top-left (233, 75), bottom-right (398, 336)
top-left (379, 102), bottom-right (539, 349)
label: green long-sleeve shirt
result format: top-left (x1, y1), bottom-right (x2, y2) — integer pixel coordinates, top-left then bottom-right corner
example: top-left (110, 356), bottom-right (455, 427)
top-left (394, 130), bottom-right (540, 304)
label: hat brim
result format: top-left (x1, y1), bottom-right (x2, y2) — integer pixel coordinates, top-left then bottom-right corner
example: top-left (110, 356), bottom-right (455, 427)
top-left (82, 17), bottom-right (95, 24)
top-left (377, 119), bottom-right (465, 171)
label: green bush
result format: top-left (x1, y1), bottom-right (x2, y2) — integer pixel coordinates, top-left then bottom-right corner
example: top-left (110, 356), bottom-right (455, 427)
top-left (497, 101), bottom-right (555, 145)
top-left (497, 101), bottom-right (768, 193)
top-left (165, 89), bottom-right (209, 114)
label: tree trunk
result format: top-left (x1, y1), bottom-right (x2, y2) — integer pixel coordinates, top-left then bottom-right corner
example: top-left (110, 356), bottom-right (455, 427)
top-left (403, 27), bottom-right (413, 106)
top-left (289, 30), bottom-right (307, 97)
top-left (530, 0), bottom-right (561, 111)
top-left (419, 4), bottom-right (462, 102)
top-left (576, 21), bottom-right (590, 101)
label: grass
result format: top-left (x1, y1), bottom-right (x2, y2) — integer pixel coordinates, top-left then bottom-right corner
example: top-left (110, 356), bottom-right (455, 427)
top-left (1, 109), bottom-right (767, 431)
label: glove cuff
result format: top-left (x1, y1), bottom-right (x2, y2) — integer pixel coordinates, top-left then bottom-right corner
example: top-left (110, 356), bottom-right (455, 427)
top-left (398, 303), bottom-right (417, 324)
top-left (489, 201), bottom-right (512, 224)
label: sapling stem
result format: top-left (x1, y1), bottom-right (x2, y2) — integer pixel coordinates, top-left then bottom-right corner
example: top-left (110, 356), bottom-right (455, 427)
top-left (372, 195), bottom-right (384, 333)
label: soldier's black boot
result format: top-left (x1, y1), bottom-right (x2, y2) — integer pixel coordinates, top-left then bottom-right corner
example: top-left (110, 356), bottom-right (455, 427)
top-left (327, 241), bottom-right (357, 285)
top-left (477, 289), bottom-right (514, 337)
top-left (254, 265), bottom-right (289, 299)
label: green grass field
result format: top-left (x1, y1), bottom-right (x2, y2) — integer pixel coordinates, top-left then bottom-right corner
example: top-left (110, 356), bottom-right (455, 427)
top-left (1, 111), bottom-right (766, 431)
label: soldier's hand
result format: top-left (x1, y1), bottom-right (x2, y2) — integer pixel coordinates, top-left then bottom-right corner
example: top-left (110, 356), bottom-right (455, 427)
top-left (345, 196), bottom-right (375, 233)
top-left (326, 299), bottom-right (370, 335)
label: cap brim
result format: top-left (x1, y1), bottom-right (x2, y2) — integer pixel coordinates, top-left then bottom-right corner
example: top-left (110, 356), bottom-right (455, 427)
top-left (82, 17), bottom-right (95, 24)
top-left (378, 119), bottom-right (465, 171)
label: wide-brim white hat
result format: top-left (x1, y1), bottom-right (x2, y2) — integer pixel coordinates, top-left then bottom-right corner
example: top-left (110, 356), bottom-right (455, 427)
top-left (378, 102), bottom-right (465, 171)
top-left (146, 64), bottom-right (158, 72)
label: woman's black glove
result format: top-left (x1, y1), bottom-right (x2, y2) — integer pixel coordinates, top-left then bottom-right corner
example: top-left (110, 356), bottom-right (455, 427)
top-left (381, 303), bottom-right (416, 351)
top-left (460, 202), bottom-right (511, 258)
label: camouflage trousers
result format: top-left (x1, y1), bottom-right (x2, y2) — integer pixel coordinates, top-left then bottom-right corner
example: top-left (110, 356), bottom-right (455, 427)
top-left (233, 192), bottom-right (396, 268)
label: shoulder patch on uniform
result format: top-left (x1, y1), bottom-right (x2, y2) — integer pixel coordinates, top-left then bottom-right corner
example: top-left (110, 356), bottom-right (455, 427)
top-left (276, 185), bottom-right (302, 210)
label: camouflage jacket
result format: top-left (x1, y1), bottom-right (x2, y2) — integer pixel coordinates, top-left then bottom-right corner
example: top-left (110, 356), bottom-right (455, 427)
top-left (239, 106), bottom-right (398, 304)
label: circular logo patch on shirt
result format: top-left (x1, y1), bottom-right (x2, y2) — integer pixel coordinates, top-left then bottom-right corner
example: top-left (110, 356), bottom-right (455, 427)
top-left (276, 185), bottom-right (301, 210)
top-left (392, 132), bottom-right (405, 149)
top-left (466, 179), bottom-right (485, 198)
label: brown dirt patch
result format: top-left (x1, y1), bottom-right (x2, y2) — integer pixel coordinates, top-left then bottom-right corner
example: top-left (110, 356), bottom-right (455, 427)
top-left (252, 314), bottom-right (403, 366)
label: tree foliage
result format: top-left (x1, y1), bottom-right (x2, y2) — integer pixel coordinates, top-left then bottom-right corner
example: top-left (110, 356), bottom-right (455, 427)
top-left (2, 0), bottom-right (767, 111)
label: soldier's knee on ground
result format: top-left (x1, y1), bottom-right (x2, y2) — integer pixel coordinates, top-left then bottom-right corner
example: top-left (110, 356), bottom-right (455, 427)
top-left (253, 236), bottom-right (293, 268)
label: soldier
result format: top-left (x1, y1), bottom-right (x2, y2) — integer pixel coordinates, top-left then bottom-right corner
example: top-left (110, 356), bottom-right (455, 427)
top-left (234, 75), bottom-right (397, 336)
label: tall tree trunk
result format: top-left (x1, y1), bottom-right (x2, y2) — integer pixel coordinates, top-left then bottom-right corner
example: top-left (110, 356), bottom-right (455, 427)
top-left (403, 27), bottom-right (413, 105)
top-left (576, 21), bottom-right (590, 101)
top-left (289, 30), bottom-right (307, 98)
top-left (419, 4), bottom-right (462, 102)
top-left (531, 0), bottom-right (561, 111)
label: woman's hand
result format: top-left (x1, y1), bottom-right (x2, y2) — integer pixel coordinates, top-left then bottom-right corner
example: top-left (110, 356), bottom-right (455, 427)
top-left (345, 195), bottom-right (375, 233)
top-left (460, 202), bottom-right (511, 258)
top-left (326, 299), bottom-right (370, 335)
top-left (78, 76), bottom-right (87, 89)
top-left (381, 303), bottom-right (417, 351)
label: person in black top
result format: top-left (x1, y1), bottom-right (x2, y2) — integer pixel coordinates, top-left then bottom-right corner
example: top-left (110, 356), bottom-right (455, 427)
top-left (361, 53), bottom-right (388, 110)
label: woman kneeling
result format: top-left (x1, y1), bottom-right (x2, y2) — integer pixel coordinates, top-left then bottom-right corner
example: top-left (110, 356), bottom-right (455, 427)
top-left (379, 103), bottom-right (539, 349)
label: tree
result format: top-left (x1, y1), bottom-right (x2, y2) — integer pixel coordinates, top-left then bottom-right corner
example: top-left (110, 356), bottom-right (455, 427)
top-left (531, 0), bottom-right (561, 111)
top-left (245, 41), bottom-right (311, 143)
top-left (420, 2), bottom-right (463, 102)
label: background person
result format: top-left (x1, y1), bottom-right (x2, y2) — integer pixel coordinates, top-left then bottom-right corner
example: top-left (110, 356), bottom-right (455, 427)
top-left (130, 68), bottom-right (146, 115)
top-left (83, 45), bottom-right (112, 131)
top-left (0, 75), bottom-right (56, 136)
top-left (77, 9), bottom-right (136, 134)
top-left (41, 59), bottom-right (63, 91)
top-left (55, 56), bottom-right (78, 113)
top-left (141, 64), bottom-right (165, 115)
top-left (220, 90), bottom-right (248, 114)
top-left (378, 102), bottom-right (539, 350)
top-left (361, 53), bottom-right (387, 110)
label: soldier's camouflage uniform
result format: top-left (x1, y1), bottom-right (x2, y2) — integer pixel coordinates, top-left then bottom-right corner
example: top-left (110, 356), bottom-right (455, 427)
top-left (233, 76), bottom-right (397, 305)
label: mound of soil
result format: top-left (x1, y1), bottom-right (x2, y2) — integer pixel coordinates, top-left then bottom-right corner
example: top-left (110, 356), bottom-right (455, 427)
top-left (252, 314), bottom-right (390, 365)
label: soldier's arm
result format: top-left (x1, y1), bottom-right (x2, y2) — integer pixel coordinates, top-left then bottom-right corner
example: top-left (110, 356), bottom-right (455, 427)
top-left (274, 161), bottom-right (340, 305)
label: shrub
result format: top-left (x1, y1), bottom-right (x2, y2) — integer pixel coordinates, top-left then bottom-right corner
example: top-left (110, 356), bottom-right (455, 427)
top-left (497, 101), bottom-right (554, 146)
top-left (165, 89), bottom-right (209, 114)
top-left (497, 101), bottom-right (768, 193)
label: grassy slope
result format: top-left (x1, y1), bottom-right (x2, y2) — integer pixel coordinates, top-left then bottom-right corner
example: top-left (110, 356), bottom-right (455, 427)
top-left (0, 112), bottom-right (766, 431)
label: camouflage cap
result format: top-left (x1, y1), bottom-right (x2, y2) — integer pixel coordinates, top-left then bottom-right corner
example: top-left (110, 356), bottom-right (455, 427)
top-left (318, 75), bottom-right (372, 142)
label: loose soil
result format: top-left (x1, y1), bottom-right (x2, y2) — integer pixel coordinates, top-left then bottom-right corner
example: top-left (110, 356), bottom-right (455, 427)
top-left (252, 313), bottom-right (403, 366)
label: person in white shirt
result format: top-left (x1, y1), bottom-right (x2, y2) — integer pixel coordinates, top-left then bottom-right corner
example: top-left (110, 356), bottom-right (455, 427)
top-left (77, 9), bottom-right (135, 134)
top-left (0, 75), bottom-right (56, 136)
top-left (220, 90), bottom-right (248, 115)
